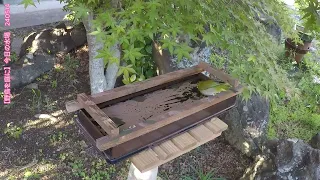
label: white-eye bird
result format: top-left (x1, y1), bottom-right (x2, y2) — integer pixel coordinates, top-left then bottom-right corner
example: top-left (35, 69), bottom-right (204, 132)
top-left (197, 80), bottom-right (231, 96)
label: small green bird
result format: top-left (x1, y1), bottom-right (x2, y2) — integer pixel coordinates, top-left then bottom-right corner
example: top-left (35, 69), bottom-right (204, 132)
top-left (197, 80), bottom-right (231, 96)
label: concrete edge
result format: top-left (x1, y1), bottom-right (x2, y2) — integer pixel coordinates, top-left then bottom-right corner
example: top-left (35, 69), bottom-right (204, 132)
top-left (0, 1), bottom-right (67, 15)
top-left (0, 8), bottom-right (69, 29)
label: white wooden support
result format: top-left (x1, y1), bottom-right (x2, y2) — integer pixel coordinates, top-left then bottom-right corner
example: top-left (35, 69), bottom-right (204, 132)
top-left (127, 163), bottom-right (158, 180)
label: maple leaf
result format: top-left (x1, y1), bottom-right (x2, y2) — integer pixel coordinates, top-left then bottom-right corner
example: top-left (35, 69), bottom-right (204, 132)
top-left (71, 3), bottom-right (89, 20)
top-left (21, 0), bottom-right (36, 8)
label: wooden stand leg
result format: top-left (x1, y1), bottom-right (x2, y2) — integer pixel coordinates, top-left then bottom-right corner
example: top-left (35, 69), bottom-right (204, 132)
top-left (127, 163), bottom-right (158, 180)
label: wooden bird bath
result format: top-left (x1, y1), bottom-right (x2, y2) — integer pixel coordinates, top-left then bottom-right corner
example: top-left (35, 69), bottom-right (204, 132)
top-left (66, 62), bottom-right (243, 164)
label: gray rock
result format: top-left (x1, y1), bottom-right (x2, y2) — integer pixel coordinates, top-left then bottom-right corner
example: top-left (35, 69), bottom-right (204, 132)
top-left (171, 46), bottom-right (212, 70)
top-left (0, 23), bottom-right (88, 91)
top-left (310, 133), bottom-right (320, 149)
top-left (0, 54), bottom-right (54, 91)
top-left (26, 83), bottom-right (38, 89)
top-left (242, 139), bottom-right (320, 180)
top-left (251, 6), bottom-right (282, 44)
top-left (11, 37), bottom-right (24, 55)
top-left (19, 22), bottom-right (87, 58)
top-left (70, 23), bottom-right (87, 47)
top-left (259, 16), bottom-right (282, 44)
top-left (19, 32), bottom-right (37, 58)
top-left (219, 93), bottom-right (270, 157)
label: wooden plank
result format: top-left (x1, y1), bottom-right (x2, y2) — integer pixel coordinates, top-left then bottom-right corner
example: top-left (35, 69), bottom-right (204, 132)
top-left (77, 93), bottom-right (119, 136)
top-left (204, 121), bottom-right (221, 134)
top-left (152, 146), bottom-right (168, 160)
top-left (211, 117), bottom-right (228, 131)
top-left (171, 132), bottom-right (197, 150)
top-left (198, 61), bottom-right (240, 88)
top-left (159, 140), bottom-right (180, 157)
top-left (96, 89), bottom-right (241, 151)
top-left (189, 125), bottom-right (213, 141)
top-left (130, 149), bottom-right (160, 171)
top-left (130, 118), bottom-right (228, 173)
top-left (65, 65), bottom-right (204, 113)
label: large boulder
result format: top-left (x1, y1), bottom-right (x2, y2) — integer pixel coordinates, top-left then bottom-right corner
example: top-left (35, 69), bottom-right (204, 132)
top-left (310, 133), bottom-right (320, 150)
top-left (0, 54), bottom-right (55, 91)
top-left (241, 139), bottom-right (320, 180)
top-left (0, 23), bottom-right (88, 91)
top-left (257, 14), bottom-right (282, 44)
top-left (19, 22), bottom-right (87, 58)
top-left (219, 93), bottom-right (270, 157)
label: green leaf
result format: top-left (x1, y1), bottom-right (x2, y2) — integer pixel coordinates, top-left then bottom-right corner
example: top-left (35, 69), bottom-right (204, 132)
top-left (123, 69), bottom-right (129, 80)
top-left (127, 67), bottom-right (137, 74)
top-left (123, 46), bottom-right (144, 65)
top-left (21, 0), bottom-right (36, 8)
top-left (130, 74), bottom-right (137, 82)
top-left (117, 68), bottom-right (125, 77)
top-left (138, 74), bottom-right (146, 81)
top-left (202, 33), bottom-right (215, 45)
top-left (70, 3), bottom-right (89, 20)
top-left (122, 75), bottom-right (130, 85)
top-left (242, 88), bottom-right (251, 101)
top-left (161, 39), bottom-right (177, 54)
top-left (145, 45), bottom-right (152, 54)
top-left (146, 69), bottom-right (154, 78)
top-left (174, 44), bottom-right (193, 61)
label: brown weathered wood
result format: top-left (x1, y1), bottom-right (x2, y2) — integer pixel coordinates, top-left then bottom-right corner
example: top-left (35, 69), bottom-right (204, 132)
top-left (96, 88), bottom-right (242, 151)
top-left (198, 61), bottom-right (240, 88)
top-left (65, 65), bottom-right (204, 113)
top-left (77, 93), bottom-right (119, 136)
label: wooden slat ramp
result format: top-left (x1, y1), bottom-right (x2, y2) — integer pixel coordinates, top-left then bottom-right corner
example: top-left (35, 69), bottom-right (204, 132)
top-left (130, 117), bottom-right (228, 173)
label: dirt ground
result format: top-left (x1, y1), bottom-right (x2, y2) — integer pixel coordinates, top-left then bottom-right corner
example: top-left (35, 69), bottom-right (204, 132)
top-left (0, 24), bottom-right (251, 180)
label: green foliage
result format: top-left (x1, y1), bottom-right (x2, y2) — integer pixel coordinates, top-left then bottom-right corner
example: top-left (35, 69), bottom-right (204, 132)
top-left (63, 54), bottom-right (79, 79)
top-left (295, 0), bottom-right (320, 39)
top-left (50, 132), bottom-right (66, 145)
top-left (22, 0), bottom-right (303, 100)
top-left (51, 80), bottom-right (58, 88)
top-left (182, 166), bottom-right (225, 180)
top-left (31, 89), bottom-right (42, 113)
top-left (4, 123), bottom-right (23, 139)
top-left (268, 54), bottom-right (320, 141)
top-left (54, 0), bottom-right (298, 103)
top-left (20, 0), bottom-right (38, 8)
top-left (69, 159), bottom-right (116, 179)
top-left (23, 170), bottom-right (40, 180)
top-left (23, 0), bottom-right (320, 142)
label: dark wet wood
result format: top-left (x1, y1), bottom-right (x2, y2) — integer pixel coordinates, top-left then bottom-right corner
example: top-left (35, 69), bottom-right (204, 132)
top-left (198, 61), bottom-right (240, 89)
top-left (79, 97), bottom-right (236, 160)
top-left (77, 93), bottom-right (119, 136)
top-left (65, 65), bottom-right (204, 113)
top-left (70, 63), bottom-right (243, 160)
top-left (101, 75), bottom-right (206, 131)
top-left (96, 89), bottom-right (241, 151)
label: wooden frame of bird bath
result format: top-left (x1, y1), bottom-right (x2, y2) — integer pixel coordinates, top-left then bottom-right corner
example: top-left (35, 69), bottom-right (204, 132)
top-left (65, 61), bottom-right (243, 173)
